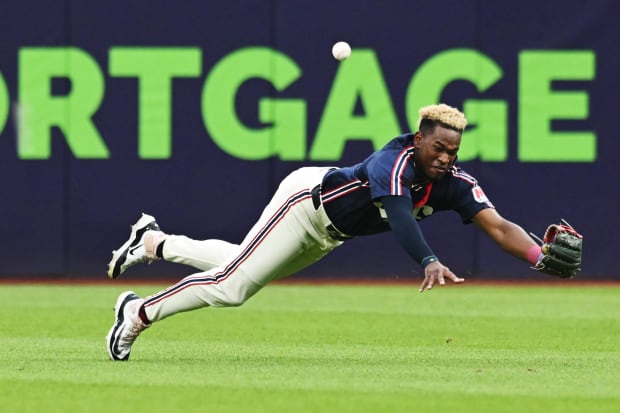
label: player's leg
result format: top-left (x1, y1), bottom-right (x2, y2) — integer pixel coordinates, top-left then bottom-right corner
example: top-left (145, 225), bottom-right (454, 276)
top-left (107, 228), bottom-right (336, 360)
top-left (158, 236), bottom-right (241, 272)
top-left (142, 167), bottom-right (339, 321)
top-left (107, 217), bottom-right (242, 277)
top-left (106, 167), bottom-right (338, 360)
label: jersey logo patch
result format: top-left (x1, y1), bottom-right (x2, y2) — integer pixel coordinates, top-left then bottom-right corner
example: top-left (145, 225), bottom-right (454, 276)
top-left (413, 205), bottom-right (434, 220)
top-left (472, 186), bottom-right (489, 203)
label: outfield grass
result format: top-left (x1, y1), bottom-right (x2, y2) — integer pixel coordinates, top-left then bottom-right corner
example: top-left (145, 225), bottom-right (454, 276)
top-left (0, 283), bottom-right (618, 413)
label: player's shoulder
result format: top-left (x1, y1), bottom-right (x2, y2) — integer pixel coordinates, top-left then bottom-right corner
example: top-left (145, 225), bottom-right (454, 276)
top-left (376, 133), bottom-right (416, 160)
top-left (447, 164), bottom-right (479, 187)
top-left (370, 133), bottom-right (415, 162)
top-left (445, 164), bottom-right (493, 206)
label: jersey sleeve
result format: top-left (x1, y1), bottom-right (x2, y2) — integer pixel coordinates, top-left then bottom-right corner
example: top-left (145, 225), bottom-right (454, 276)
top-left (452, 178), bottom-right (495, 223)
top-left (366, 148), bottom-right (415, 201)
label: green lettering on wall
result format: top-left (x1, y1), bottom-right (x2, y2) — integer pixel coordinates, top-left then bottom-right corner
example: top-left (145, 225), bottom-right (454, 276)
top-left (0, 72), bottom-right (8, 136)
top-left (202, 47), bottom-right (305, 160)
top-left (518, 50), bottom-right (596, 162)
top-left (405, 49), bottom-right (504, 160)
top-left (18, 47), bottom-right (107, 159)
top-left (460, 100), bottom-right (508, 161)
top-left (310, 50), bottom-right (400, 160)
top-left (110, 47), bottom-right (202, 159)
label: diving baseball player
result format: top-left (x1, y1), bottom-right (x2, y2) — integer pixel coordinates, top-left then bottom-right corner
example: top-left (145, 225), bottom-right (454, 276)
top-left (106, 104), bottom-right (582, 361)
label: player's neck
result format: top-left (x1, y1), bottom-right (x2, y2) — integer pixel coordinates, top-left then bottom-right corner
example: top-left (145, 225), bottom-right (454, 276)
top-left (412, 159), bottom-right (430, 184)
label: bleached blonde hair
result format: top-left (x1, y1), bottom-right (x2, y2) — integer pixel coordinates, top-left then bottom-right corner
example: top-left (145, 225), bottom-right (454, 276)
top-left (417, 103), bottom-right (467, 132)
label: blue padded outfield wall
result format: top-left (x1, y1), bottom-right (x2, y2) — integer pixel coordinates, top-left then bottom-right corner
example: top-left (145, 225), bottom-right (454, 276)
top-left (0, 0), bottom-right (617, 280)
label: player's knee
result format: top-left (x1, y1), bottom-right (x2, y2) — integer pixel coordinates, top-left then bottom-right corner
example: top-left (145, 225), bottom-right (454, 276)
top-left (216, 289), bottom-right (251, 307)
top-left (222, 295), bottom-right (246, 307)
top-left (211, 272), bottom-right (262, 307)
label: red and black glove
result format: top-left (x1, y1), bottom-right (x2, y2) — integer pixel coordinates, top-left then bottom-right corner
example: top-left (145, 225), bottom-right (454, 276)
top-left (532, 221), bottom-right (583, 278)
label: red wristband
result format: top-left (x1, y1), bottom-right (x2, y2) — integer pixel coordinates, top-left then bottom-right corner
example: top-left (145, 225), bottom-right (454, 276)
top-left (526, 245), bottom-right (542, 265)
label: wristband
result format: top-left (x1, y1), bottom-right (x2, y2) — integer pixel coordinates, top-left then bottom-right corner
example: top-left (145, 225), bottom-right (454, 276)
top-left (526, 245), bottom-right (542, 265)
top-left (420, 255), bottom-right (438, 268)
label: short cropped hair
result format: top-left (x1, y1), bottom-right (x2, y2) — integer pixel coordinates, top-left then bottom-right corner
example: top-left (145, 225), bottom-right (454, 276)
top-left (417, 103), bottom-right (467, 133)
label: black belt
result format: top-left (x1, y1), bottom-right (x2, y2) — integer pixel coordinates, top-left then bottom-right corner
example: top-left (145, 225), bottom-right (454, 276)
top-left (310, 184), bottom-right (353, 241)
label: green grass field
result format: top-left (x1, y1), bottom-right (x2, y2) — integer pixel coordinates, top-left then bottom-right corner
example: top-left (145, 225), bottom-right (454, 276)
top-left (0, 283), bottom-right (618, 413)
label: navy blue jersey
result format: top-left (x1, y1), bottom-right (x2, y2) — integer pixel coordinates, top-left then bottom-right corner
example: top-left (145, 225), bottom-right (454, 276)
top-left (320, 133), bottom-right (494, 236)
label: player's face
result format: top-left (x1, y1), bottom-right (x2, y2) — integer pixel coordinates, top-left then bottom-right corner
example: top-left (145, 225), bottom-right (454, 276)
top-left (413, 126), bottom-right (461, 180)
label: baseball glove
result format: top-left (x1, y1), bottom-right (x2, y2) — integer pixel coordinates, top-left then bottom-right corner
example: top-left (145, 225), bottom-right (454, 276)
top-left (530, 220), bottom-right (583, 278)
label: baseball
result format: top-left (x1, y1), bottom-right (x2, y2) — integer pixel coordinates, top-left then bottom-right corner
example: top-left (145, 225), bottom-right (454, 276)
top-left (331, 41), bottom-right (351, 61)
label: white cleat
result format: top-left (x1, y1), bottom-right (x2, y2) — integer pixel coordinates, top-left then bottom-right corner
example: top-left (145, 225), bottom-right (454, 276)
top-left (107, 213), bottom-right (165, 279)
top-left (106, 291), bottom-right (150, 361)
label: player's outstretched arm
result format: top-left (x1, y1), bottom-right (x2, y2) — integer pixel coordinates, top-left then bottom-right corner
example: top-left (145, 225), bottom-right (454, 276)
top-left (471, 208), bottom-right (539, 262)
top-left (472, 208), bottom-right (583, 278)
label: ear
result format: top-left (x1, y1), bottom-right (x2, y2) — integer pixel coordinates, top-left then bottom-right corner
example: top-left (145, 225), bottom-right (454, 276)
top-left (413, 132), bottom-right (423, 147)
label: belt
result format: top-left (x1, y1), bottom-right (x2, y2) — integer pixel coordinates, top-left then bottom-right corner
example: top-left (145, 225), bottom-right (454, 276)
top-left (310, 184), bottom-right (353, 241)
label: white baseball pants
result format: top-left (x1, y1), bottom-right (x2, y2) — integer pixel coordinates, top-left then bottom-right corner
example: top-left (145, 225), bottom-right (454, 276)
top-left (143, 167), bottom-right (343, 322)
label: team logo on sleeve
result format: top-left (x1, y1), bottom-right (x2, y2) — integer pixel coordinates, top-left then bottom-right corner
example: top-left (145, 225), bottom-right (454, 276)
top-left (472, 186), bottom-right (489, 203)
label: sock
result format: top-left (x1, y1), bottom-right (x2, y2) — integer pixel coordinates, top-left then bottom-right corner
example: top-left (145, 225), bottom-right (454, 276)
top-left (138, 305), bottom-right (151, 325)
top-left (156, 240), bottom-right (165, 259)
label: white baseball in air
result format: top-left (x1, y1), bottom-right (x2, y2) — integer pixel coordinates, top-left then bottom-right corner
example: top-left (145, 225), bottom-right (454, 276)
top-left (331, 41), bottom-right (351, 61)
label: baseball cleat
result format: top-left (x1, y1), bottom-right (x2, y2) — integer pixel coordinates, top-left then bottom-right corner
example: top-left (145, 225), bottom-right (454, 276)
top-left (106, 291), bottom-right (150, 361)
top-left (107, 213), bottom-right (165, 279)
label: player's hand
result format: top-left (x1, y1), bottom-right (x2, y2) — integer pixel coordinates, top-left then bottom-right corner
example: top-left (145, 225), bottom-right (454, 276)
top-left (419, 260), bottom-right (464, 293)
